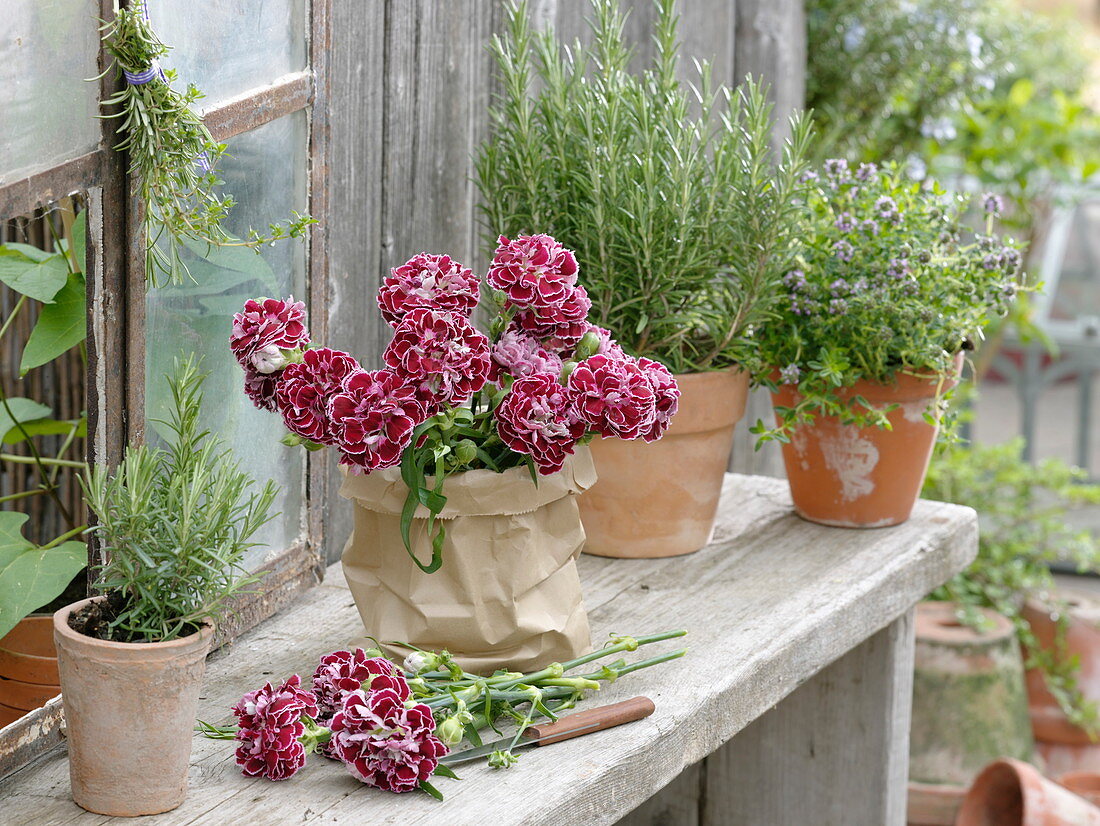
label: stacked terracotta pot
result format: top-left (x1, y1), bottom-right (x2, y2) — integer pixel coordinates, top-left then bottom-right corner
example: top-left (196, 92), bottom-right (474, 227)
top-left (0, 616), bottom-right (61, 727)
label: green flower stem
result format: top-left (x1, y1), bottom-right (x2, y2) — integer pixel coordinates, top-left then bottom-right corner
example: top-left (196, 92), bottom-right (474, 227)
top-left (0, 454), bottom-right (86, 469)
top-left (0, 296), bottom-right (27, 340)
top-left (40, 524), bottom-right (88, 550)
top-left (0, 488), bottom-right (48, 504)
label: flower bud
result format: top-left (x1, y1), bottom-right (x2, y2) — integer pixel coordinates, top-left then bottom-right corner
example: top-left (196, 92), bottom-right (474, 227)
top-left (251, 344), bottom-right (288, 374)
top-left (435, 715), bottom-right (467, 747)
top-left (488, 749), bottom-right (519, 769)
top-left (454, 439), bottom-right (477, 465)
top-left (403, 650), bottom-right (443, 674)
top-left (573, 330), bottom-right (601, 361)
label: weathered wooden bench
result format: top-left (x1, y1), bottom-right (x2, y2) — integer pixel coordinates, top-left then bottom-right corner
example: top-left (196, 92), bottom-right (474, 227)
top-left (0, 474), bottom-right (976, 825)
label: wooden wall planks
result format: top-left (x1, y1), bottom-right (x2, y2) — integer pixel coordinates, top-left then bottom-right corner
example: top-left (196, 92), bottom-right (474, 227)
top-left (324, 0), bottom-right (805, 560)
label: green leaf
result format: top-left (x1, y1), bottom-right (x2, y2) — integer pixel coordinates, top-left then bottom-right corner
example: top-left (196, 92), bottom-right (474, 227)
top-left (433, 763), bottom-right (460, 780)
top-left (20, 273), bottom-right (87, 375)
top-left (71, 211), bottom-right (87, 275)
top-left (0, 248), bottom-right (69, 303)
top-left (0, 243), bottom-right (52, 263)
top-left (0, 398), bottom-right (52, 443)
top-left (0, 512), bottom-right (86, 640)
top-left (418, 779), bottom-right (445, 801)
top-left (2, 416), bottom-right (84, 446)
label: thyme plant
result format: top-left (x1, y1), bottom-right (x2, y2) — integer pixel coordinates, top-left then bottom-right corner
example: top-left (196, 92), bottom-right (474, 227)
top-left (83, 357), bottom-right (277, 642)
top-left (476, 0), bottom-right (812, 373)
top-left (100, 2), bottom-right (314, 288)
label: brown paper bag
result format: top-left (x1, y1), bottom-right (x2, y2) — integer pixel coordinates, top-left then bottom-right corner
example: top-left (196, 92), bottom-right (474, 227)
top-left (338, 446), bottom-right (597, 674)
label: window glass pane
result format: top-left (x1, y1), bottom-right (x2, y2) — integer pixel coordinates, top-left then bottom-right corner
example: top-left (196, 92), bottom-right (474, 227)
top-left (144, 112), bottom-right (309, 567)
top-left (146, 0), bottom-right (307, 109)
top-left (1048, 199), bottom-right (1100, 324)
top-left (0, 1), bottom-right (100, 184)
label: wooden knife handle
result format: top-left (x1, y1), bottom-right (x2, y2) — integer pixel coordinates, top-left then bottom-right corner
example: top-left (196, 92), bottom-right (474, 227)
top-left (526, 696), bottom-right (656, 746)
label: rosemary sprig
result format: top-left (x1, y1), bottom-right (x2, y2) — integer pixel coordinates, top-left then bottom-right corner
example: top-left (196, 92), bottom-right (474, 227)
top-left (99, 2), bottom-right (315, 288)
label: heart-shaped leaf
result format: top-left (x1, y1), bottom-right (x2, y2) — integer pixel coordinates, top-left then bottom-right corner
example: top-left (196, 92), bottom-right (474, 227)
top-left (0, 397), bottom-right (52, 443)
top-left (20, 273), bottom-right (87, 375)
top-left (0, 248), bottom-right (68, 303)
top-left (0, 512), bottom-right (86, 641)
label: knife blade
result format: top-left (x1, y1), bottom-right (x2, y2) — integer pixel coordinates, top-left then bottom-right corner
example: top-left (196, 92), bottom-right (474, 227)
top-left (439, 696), bottom-right (655, 765)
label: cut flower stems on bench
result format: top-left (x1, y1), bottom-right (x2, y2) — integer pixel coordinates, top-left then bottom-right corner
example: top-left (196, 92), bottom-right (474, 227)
top-left (201, 630), bottom-right (687, 800)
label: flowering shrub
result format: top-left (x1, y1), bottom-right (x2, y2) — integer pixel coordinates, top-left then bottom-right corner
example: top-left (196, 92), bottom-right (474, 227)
top-left (203, 631), bottom-right (687, 800)
top-left (749, 162), bottom-right (1025, 441)
top-left (229, 234), bottom-right (679, 572)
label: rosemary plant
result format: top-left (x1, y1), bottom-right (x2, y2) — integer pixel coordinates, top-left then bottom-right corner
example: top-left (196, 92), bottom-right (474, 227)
top-left (83, 357), bottom-right (277, 642)
top-left (476, 0), bottom-right (812, 373)
top-left (100, 2), bottom-right (314, 288)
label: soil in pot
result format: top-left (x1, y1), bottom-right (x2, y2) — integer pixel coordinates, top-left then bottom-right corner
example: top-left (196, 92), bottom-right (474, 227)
top-left (771, 358), bottom-right (960, 528)
top-left (54, 596), bottom-right (213, 816)
top-left (579, 368), bottom-right (749, 558)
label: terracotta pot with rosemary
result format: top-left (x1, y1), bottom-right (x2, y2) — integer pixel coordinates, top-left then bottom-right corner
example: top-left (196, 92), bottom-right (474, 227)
top-left (55, 358), bottom-right (277, 817)
top-left (476, 0), bottom-right (812, 558)
top-left (750, 162), bottom-right (1024, 527)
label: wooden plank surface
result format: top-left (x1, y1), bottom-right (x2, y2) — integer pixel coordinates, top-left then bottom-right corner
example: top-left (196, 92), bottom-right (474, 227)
top-left (0, 475), bottom-right (976, 825)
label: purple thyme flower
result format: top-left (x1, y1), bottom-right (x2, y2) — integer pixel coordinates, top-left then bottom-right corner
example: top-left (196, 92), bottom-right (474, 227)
top-left (829, 279), bottom-right (849, 296)
top-left (981, 253), bottom-right (1002, 271)
top-left (982, 193), bottom-right (1004, 217)
top-left (824, 159), bottom-right (850, 181)
top-left (800, 170), bottom-right (820, 184)
top-left (855, 162), bottom-right (878, 182)
top-left (829, 298), bottom-right (849, 315)
top-left (875, 196), bottom-right (899, 222)
top-left (835, 212), bottom-right (855, 232)
top-left (783, 269), bottom-right (807, 290)
top-left (779, 363), bottom-right (801, 385)
top-left (833, 240), bottom-right (854, 262)
top-left (887, 258), bottom-right (909, 279)
top-left (860, 219), bottom-right (880, 236)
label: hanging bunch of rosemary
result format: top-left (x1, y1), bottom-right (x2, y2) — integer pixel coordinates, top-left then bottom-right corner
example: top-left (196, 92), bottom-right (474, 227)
top-left (99, 2), bottom-right (314, 288)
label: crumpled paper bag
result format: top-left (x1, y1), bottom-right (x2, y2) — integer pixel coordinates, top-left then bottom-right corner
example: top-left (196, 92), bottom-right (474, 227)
top-left (339, 446), bottom-right (596, 674)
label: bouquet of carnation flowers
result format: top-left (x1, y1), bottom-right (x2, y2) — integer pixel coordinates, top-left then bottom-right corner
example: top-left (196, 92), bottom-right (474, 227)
top-left (201, 631), bottom-right (686, 799)
top-left (229, 234), bottom-right (679, 570)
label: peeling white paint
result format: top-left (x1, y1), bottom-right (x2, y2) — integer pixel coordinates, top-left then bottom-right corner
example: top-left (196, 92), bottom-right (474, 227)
top-left (818, 430), bottom-right (880, 503)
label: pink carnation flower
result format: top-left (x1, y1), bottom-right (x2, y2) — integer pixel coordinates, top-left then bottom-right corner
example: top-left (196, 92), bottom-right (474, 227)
top-left (490, 329), bottom-right (564, 383)
top-left (567, 354), bottom-right (657, 440)
top-left (377, 253), bottom-right (480, 326)
top-left (637, 358), bottom-right (679, 442)
top-left (496, 373), bottom-right (585, 475)
top-left (231, 674), bottom-right (319, 782)
top-left (275, 348), bottom-right (362, 445)
top-left (584, 325), bottom-right (626, 360)
top-left (230, 297), bottom-right (310, 372)
top-left (383, 308), bottom-right (490, 407)
top-left (329, 369), bottom-right (429, 473)
top-left (512, 285), bottom-right (592, 351)
top-left (311, 649), bottom-right (410, 721)
top-left (330, 688), bottom-right (448, 794)
top-left (243, 368), bottom-right (281, 412)
top-left (486, 234), bottom-right (579, 319)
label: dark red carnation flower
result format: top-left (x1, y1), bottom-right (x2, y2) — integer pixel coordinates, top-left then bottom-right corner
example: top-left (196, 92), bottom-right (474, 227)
top-left (496, 373), bottom-right (586, 475)
top-left (230, 297), bottom-right (310, 371)
top-left (637, 358), bottom-right (679, 442)
top-left (328, 369), bottom-right (429, 473)
top-left (382, 308), bottom-right (490, 407)
top-left (567, 353), bottom-right (657, 440)
top-left (486, 235), bottom-right (579, 316)
top-left (275, 348), bottom-right (362, 445)
top-left (243, 368), bottom-right (281, 412)
top-left (512, 285), bottom-right (592, 351)
top-left (311, 649), bottom-right (410, 721)
top-left (377, 253), bottom-right (480, 326)
top-left (231, 674), bottom-right (319, 781)
top-left (330, 688), bottom-right (448, 794)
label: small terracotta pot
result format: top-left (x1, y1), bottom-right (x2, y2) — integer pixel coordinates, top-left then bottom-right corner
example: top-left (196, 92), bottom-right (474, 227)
top-left (579, 368), bottom-right (749, 558)
top-left (957, 758), bottom-right (1100, 825)
top-left (1022, 589), bottom-right (1100, 747)
top-left (1060, 772), bottom-right (1100, 806)
top-left (771, 357), bottom-right (960, 528)
top-left (908, 602), bottom-right (1037, 825)
top-left (54, 597), bottom-right (213, 816)
top-left (0, 615), bottom-right (60, 684)
top-left (0, 702), bottom-right (24, 728)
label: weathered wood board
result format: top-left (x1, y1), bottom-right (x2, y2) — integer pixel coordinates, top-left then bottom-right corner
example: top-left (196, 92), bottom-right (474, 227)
top-left (0, 475), bottom-right (976, 825)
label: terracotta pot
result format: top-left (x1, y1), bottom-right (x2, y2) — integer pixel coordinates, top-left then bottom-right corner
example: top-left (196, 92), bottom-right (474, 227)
top-left (771, 357), bottom-right (960, 528)
top-left (54, 597), bottom-right (213, 816)
top-left (1022, 589), bottom-right (1100, 748)
top-left (578, 368), bottom-right (749, 558)
top-left (1060, 772), bottom-right (1100, 806)
top-left (0, 702), bottom-right (24, 728)
top-left (1038, 742), bottom-right (1100, 778)
top-left (908, 602), bottom-right (1037, 825)
top-left (0, 615), bottom-right (60, 684)
top-left (956, 758), bottom-right (1100, 825)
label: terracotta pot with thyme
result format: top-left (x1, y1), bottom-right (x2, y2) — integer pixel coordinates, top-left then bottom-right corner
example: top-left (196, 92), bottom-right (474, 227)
top-left (751, 162), bottom-right (1023, 527)
top-left (476, 0), bottom-right (812, 557)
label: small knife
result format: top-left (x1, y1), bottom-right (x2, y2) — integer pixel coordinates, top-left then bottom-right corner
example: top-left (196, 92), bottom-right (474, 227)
top-left (440, 696), bottom-right (655, 765)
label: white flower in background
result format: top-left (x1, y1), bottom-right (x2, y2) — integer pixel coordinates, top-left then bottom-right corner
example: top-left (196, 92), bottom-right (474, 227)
top-left (905, 154), bottom-right (928, 181)
top-left (966, 31), bottom-right (984, 60)
top-left (843, 20), bottom-right (867, 51)
top-left (251, 344), bottom-right (288, 375)
top-left (920, 117), bottom-right (957, 142)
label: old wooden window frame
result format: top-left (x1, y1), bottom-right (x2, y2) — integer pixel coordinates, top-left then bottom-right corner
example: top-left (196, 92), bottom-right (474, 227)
top-left (0, 0), bottom-right (331, 773)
